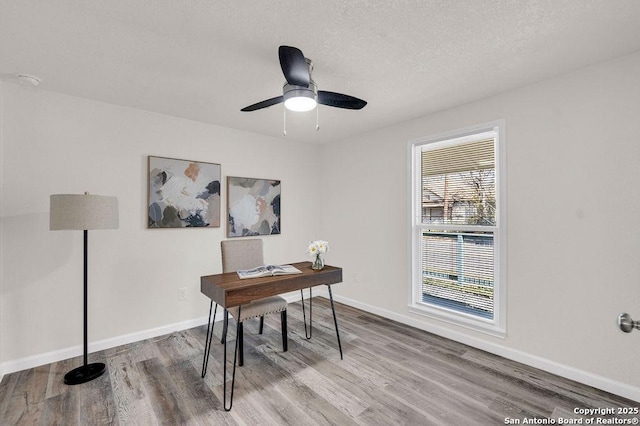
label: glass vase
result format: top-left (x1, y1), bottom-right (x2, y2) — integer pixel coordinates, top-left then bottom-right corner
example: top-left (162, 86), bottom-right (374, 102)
top-left (312, 253), bottom-right (325, 270)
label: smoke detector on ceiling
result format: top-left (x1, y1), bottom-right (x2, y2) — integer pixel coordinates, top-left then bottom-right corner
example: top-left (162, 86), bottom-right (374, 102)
top-left (16, 74), bottom-right (41, 86)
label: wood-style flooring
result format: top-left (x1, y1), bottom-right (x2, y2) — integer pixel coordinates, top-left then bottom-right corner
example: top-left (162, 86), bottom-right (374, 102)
top-left (0, 297), bottom-right (637, 425)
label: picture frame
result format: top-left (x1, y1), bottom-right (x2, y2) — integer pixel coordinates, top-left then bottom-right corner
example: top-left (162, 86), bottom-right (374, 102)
top-left (227, 176), bottom-right (281, 237)
top-left (148, 156), bottom-right (221, 228)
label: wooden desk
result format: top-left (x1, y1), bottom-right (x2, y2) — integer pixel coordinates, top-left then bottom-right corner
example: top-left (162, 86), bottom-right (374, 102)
top-left (200, 261), bottom-right (344, 411)
top-left (200, 261), bottom-right (342, 307)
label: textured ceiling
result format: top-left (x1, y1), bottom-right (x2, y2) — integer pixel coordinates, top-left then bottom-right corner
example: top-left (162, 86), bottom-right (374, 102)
top-left (1, 0), bottom-right (640, 144)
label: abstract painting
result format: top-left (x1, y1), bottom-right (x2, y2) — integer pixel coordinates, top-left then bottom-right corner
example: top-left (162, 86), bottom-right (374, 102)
top-left (148, 156), bottom-right (221, 228)
top-left (227, 176), bottom-right (281, 237)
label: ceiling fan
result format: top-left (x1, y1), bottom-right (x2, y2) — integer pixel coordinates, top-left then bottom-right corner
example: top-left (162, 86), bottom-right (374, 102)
top-left (240, 45), bottom-right (367, 113)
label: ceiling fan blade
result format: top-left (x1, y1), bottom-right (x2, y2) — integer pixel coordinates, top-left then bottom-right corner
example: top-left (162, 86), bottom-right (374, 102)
top-left (318, 91), bottom-right (367, 110)
top-left (278, 45), bottom-right (310, 87)
top-left (240, 95), bottom-right (284, 112)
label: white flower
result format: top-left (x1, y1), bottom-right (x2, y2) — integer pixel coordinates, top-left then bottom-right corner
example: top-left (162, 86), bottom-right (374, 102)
top-left (307, 240), bottom-right (329, 256)
top-left (316, 240), bottom-right (328, 253)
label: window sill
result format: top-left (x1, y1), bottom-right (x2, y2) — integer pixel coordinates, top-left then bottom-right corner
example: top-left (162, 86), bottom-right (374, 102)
top-left (408, 302), bottom-right (506, 339)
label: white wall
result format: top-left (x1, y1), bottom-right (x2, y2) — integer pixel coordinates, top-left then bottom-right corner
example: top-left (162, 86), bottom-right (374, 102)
top-left (0, 81), bottom-right (5, 379)
top-left (0, 84), bottom-right (320, 366)
top-left (320, 51), bottom-right (640, 400)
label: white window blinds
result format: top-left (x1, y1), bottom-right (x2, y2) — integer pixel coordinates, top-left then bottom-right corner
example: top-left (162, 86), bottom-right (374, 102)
top-left (419, 136), bottom-right (497, 319)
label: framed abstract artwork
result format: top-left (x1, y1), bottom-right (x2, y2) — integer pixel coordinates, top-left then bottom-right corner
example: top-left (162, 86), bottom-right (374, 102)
top-left (148, 156), bottom-right (221, 228)
top-left (227, 176), bottom-right (281, 237)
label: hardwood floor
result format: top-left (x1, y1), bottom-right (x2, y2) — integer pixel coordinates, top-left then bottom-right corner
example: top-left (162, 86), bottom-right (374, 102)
top-left (0, 298), bottom-right (637, 425)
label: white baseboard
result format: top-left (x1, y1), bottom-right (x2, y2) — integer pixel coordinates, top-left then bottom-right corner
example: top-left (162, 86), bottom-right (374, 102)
top-left (3, 289), bottom-right (635, 403)
top-left (0, 291), bottom-right (306, 379)
top-left (0, 316), bottom-right (210, 378)
top-left (329, 293), bottom-right (640, 403)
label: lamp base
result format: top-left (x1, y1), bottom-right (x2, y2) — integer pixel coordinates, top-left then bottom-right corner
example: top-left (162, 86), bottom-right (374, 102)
top-left (64, 362), bottom-right (106, 385)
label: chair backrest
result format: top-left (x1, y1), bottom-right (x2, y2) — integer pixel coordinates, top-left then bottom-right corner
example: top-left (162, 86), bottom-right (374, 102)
top-left (221, 239), bottom-right (264, 273)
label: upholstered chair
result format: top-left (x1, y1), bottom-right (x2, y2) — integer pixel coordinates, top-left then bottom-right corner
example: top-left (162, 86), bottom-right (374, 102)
top-left (202, 239), bottom-right (287, 372)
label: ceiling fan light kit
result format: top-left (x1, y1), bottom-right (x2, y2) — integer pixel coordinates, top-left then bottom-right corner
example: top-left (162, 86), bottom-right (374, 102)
top-left (283, 82), bottom-right (317, 112)
top-left (241, 45), bottom-right (367, 133)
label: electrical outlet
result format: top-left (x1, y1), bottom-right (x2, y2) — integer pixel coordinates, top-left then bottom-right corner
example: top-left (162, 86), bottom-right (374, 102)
top-left (178, 287), bottom-right (187, 301)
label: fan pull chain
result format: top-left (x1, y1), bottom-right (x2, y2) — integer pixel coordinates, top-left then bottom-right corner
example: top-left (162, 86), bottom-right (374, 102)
top-left (282, 105), bottom-right (321, 135)
top-left (283, 107), bottom-right (287, 136)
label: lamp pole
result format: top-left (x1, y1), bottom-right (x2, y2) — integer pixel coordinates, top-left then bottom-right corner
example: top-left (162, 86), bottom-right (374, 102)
top-left (63, 228), bottom-right (106, 385)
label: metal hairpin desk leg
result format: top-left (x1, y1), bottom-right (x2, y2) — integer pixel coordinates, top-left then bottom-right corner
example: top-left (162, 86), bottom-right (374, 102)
top-left (223, 306), bottom-right (241, 411)
top-left (300, 288), bottom-right (313, 339)
top-left (327, 285), bottom-right (343, 360)
top-left (302, 285), bottom-right (343, 359)
top-left (201, 301), bottom-right (218, 378)
top-left (221, 309), bottom-right (228, 344)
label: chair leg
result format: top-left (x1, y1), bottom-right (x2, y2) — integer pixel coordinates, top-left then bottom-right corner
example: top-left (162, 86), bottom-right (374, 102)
top-left (238, 322), bottom-right (244, 367)
top-left (201, 301), bottom-right (217, 378)
top-left (281, 310), bottom-right (288, 352)
top-left (259, 316), bottom-right (264, 334)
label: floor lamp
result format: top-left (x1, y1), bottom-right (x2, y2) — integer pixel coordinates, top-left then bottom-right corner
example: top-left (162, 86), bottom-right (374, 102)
top-left (50, 192), bottom-right (119, 385)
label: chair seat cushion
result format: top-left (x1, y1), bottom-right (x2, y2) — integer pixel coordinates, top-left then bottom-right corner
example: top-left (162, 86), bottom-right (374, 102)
top-left (228, 295), bottom-right (287, 321)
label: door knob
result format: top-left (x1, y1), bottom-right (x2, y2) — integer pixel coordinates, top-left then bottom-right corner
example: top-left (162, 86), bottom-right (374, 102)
top-left (618, 313), bottom-right (640, 333)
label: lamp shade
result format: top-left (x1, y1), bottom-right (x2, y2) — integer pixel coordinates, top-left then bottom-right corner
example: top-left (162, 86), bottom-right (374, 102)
top-left (50, 193), bottom-right (119, 231)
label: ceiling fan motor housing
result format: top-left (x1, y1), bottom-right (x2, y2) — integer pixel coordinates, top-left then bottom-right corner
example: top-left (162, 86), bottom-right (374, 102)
top-left (283, 80), bottom-right (317, 102)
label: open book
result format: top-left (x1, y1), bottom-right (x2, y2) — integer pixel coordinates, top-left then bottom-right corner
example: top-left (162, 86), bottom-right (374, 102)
top-left (237, 264), bottom-right (302, 279)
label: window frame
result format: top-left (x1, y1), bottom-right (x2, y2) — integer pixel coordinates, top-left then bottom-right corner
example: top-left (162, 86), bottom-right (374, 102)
top-left (408, 120), bottom-right (507, 338)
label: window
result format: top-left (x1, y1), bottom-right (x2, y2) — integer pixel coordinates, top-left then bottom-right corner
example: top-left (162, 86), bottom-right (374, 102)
top-left (409, 121), bottom-right (506, 336)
